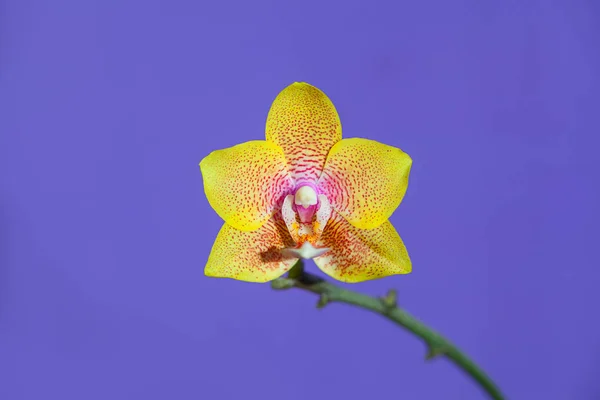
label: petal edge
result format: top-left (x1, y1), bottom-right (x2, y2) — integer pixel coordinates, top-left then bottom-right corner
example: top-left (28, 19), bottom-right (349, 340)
top-left (265, 82), bottom-right (342, 182)
top-left (200, 140), bottom-right (295, 231)
top-left (314, 211), bottom-right (411, 283)
top-left (318, 138), bottom-right (412, 229)
top-left (205, 215), bottom-right (298, 282)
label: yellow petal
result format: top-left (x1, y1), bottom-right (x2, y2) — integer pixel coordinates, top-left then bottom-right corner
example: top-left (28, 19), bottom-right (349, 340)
top-left (205, 214), bottom-right (298, 282)
top-left (318, 138), bottom-right (412, 230)
top-left (200, 140), bottom-right (295, 231)
top-left (265, 82), bottom-right (342, 182)
top-left (314, 211), bottom-right (411, 283)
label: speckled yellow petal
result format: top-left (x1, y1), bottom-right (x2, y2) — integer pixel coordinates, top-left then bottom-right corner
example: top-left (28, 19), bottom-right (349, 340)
top-left (318, 138), bottom-right (412, 230)
top-left (205, 214), bottom-right (298, 282)
top-left (265, 82), bottom-right (342, 183)
top-left (314, 211), bottom-right (411, 283)
top-left (200, 140), bottom-right (295, 232)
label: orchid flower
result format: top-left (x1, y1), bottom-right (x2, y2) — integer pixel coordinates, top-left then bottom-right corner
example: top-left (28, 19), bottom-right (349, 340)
top-left (200, 82), bottom-right (412, 283)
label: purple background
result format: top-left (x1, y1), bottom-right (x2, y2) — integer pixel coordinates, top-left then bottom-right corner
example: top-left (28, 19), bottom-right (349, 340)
top-left (1, 1), bottom-right (598, 399)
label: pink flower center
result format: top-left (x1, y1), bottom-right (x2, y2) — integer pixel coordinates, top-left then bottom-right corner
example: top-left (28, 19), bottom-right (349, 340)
top-left (293, 184), bottom-right (319, 223)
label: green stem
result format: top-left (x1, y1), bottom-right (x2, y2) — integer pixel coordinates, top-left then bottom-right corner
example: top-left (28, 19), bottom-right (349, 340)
top-left (271, 261), bottom-right (504, 400)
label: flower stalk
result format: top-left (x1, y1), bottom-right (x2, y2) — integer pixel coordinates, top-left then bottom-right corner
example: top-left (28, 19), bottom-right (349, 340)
top-left (271, 260), bottom-right (505, 400)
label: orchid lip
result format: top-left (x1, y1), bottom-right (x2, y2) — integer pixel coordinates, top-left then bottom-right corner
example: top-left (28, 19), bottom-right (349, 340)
top-left (281, 241), bottom-right (330, 259)
top-left (292, 183), bottom-right (321, 223)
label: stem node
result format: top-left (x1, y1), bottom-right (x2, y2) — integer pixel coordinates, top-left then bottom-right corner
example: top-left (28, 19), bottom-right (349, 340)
top-left (380, 289), bottom-right (398, 309)
top-left (316, 293), bottom-right (330, 309)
